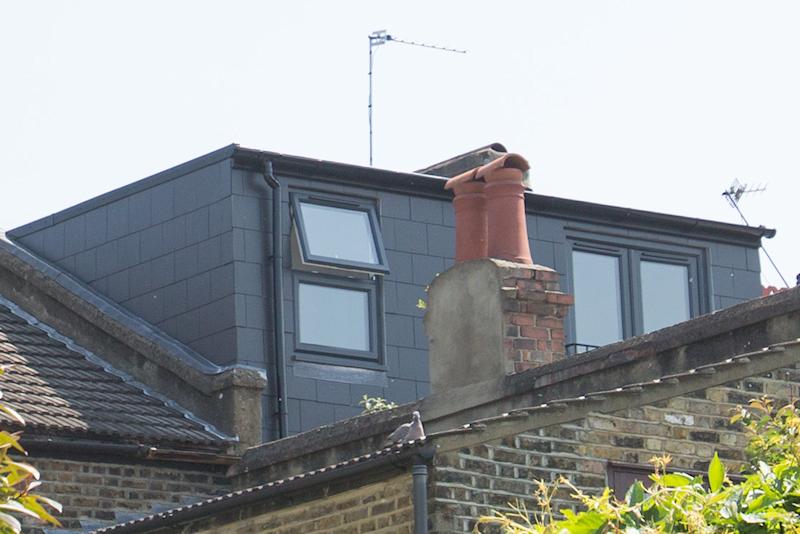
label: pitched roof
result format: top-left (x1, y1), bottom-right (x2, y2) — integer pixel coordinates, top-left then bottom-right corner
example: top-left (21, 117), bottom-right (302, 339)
top-left (0, 298), bottom-right (232, 447)
top-left (95, 439), bottom-right (433, 533)
top-left (100, 334), bottom-right (800, 533)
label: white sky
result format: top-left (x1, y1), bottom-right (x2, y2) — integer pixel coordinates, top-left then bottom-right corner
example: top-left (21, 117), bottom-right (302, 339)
top-left (1, 1), bottom-right (797, 287)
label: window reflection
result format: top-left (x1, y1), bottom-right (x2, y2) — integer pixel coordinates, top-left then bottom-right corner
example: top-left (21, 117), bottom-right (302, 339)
top-left (640, 261), bottom-right (690, 333)
top-left (299, 203), bottom-right (379, 265)
top-left (298, 283), bottom-right (370, 351)
top-left (572, 251), bottom-right (623, 347)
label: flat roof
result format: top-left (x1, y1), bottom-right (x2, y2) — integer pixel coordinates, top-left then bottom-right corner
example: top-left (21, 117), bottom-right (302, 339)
top-left (9, 144), bottom-right (774, 246)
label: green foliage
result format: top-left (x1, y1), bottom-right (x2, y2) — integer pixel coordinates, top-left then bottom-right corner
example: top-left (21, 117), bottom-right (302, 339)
top-left (475, 397), bottom-right (800, 533)
top-left (358, 394), bottom-right (398, 415)
top-left (0, 367), bottom-right (61, 533)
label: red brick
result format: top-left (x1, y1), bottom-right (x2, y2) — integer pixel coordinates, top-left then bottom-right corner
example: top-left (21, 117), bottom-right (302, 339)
top-left (520, 326), bottom-right (550, 340)
top-left (516, 279), bottom-right (545, 291)
top-left (513, 338), bottom-right (538, 350)
top-left (545, 291), bottom-right (573, 305)
top-left (509, 313), bottom-right (535, 326)
top-left (535, 269), bottom-right (559, 282)
top-left (535, 316), bottom-right (563, 329)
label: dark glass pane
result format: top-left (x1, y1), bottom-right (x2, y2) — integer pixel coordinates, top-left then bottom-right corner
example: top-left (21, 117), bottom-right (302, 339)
top-left (641, 261), bottom-right (690, 332)
top-left (300, 202), bottom-right (379, 265)
top-left (298, 283), bottom-right (370, 351)
top-left (572, 251), bottom-right (623, 347)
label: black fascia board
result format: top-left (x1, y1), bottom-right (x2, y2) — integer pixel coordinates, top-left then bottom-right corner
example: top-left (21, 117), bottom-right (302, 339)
top-left (9, 143), bottom-right (773, 247)
top-left (232, 146), bottom-right (775, 246)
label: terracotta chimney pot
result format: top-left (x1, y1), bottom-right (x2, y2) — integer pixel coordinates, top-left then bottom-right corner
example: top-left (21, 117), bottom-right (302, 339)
top-left (447, 181), bottom-right (487, 262)
top-left (445, 153), bottom-right (532, 265)
top-left (484, 166), bottom-right (532, 265)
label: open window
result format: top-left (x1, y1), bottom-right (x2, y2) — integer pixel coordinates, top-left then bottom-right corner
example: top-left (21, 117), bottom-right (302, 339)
top-left (290, 192), bottom-right (388, 369)
top-left (291, 193), bottom-right (389, 274)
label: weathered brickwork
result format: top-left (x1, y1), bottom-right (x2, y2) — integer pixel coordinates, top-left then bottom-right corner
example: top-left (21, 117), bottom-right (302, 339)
top-left (431, 368), bottom-right (799, 532)
top-left (500, 263), bottom-right (572, 373)
top-left (32, 457), bottom-right (229, 531)
top-left (187, 475), bottom-right (413, 534)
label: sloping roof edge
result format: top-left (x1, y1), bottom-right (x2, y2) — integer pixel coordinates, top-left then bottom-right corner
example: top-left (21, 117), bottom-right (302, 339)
top-left (0, 233), bottom-right (265, 392)
top-left (0, 295), bottom-right (233, 445)
top-left (96, 439), bottom-right (434, 533)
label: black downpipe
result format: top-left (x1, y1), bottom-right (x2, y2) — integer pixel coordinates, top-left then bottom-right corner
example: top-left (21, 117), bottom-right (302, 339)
top-left (261, 159), bottom-right (289, 439)
top-left (412, 461), bottom-right (429, 534)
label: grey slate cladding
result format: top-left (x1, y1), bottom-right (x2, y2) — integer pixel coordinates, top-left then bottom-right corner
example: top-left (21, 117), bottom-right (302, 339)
top-left (8, 148), bottom-right (763, 440)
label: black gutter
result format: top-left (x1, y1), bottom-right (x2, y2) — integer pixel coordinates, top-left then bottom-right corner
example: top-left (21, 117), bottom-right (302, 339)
top-left (260, 159), bottom-right (289, 439)
top-left (100, 442), bottom-right (435, 533)
top-left (231, 146), bottom-right (774, 245)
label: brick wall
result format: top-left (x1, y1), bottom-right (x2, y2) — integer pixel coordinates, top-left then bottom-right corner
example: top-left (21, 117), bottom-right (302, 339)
top-left (180, 475), bottom-right (413, 534)
top-left (30, 457), bottom-right (229, 531)
top-left (430, 368), bottom-right (798, 533)
top-left (500, 264), bottom-right (572, 372)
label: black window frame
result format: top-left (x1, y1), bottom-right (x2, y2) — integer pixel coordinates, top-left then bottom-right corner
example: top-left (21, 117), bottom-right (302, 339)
top-left (290, 192), bottom-right (390, 274)
top-left (292, 273), bottom-right (384, 369)
top-left (566, 232), bottom-right (708, 354)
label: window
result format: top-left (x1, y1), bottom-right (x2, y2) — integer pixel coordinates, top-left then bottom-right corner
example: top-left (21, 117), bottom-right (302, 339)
top-left (640, 260), bottom-right (690, 332)
top-left (568, 236), bottom-right (705, 354)
top-left (607, 462), bottom-right (743, 496)
top-left (291, 193), bottom-right (389, 274)
top-left (572, 250), bottom-right (625, 348)
top-left (294, 276), bottom-right (381, 365)
top-left (290, 192), bottom-right (388, 369)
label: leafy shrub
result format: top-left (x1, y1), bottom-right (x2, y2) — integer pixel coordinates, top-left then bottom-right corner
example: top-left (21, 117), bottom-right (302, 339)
top-left (358, 395), bottom-right (397, 414)
top-left (476, 397), bottom-right (800, 533)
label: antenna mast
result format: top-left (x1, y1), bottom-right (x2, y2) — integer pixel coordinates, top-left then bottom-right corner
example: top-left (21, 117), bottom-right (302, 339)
top-left (368, 30), bottom-right (465, 166)
top-left (721, 179), bottom-right (788, 287)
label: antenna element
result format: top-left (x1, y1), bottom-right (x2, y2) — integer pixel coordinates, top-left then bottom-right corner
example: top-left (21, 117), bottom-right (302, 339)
top-left (368, 30), bottom-right (465, 166)
top-left (721, 179), bottom-right (788, 287)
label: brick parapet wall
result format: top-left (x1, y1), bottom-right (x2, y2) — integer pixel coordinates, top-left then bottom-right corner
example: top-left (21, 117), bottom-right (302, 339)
top-left (499, 264), bottom-right (572, 372)
top-left (430, 368), bottom-right (798, 533)
top-left (186, 475), bottom-right (414, 534)
top-left (28, 457), bottom-right (229, 531)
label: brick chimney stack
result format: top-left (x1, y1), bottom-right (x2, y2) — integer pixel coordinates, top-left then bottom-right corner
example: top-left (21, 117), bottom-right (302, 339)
top-left (425, 152), bottom-right (573, 392)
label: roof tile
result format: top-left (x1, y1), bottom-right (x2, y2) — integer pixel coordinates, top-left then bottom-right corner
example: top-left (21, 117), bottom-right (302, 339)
top-left (0, 303), bottom-right (229, 447)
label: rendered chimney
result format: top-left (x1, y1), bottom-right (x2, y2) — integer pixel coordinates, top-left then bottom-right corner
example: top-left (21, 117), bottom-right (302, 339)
top-left (444, 153), bottom-right (532, 264)
top-left (425, 259), bottom-right (573, 391)
top-left (428, 152), bottom-right (571, 392)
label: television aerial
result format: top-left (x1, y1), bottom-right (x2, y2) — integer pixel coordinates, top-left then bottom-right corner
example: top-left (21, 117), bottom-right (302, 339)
top-left (722, 179), bottom-right (788, 287)
top-left (368, 30), bottom-right (466, 166)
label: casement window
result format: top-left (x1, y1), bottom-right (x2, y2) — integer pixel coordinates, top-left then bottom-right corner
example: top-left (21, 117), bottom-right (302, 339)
top-left (567, 236), bottom-right (705, 354)
top-left (290, 192), bottom-right (388, 368)
top-left (291, 193), bottom-right (389, 274)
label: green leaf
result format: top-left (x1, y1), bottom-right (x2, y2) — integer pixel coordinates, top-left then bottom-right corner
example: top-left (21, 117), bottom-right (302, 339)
top-left (739, 512), bottom-right (765, 524)
top-left (0, 511), bottom-right (21, 534)
top-left (0, 500), bottom-right (42, 520)
top-left (558, 509), bottom-right (607, 534)
top-left (660, 473), bottom-right (693, 487)
top-left (709, 452), bottom-right (725, 492)
top-left (0, 404), bottom-right (24, 426)
top-left (18, 496), bottom-right (61, 526)
top-left (625, 481), bottom-right (645, 506)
